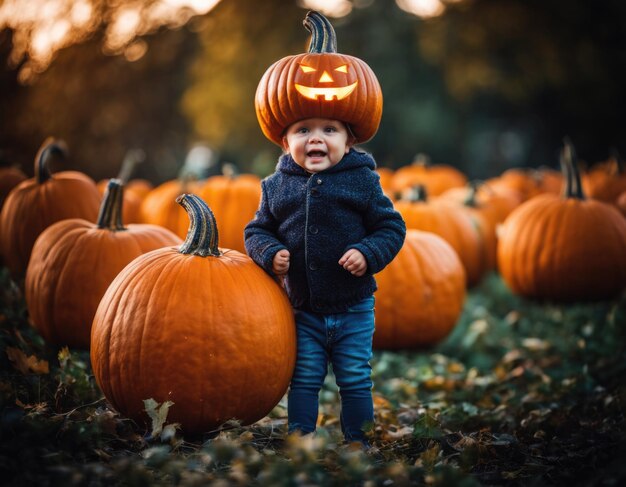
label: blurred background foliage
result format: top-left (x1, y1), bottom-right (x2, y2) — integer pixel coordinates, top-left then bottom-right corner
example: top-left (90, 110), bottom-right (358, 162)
top-left (1, 0), bottom-right (625, 183)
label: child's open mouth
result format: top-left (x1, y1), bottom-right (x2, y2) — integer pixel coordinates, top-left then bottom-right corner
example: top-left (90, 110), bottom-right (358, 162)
top-left (307, 150), bottom-right (327, 159)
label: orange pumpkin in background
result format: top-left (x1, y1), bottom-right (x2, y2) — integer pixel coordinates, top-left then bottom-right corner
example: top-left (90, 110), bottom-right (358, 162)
top-left (391, 154), bottom-right (467, 196)
top-left (140, 177), bottom-right (202, 239)
top-left (0, 138), bottom-right (101, 279)
top-left (582, 153), bottom-right (626, 204)
top-left (616, 191), bottom-right (626, 218)
top-left (96, 149), bottom-right (151, 224)
top-left (498, 141), bottom-right (626, 302)
top-left (395, 185), bottom-right (487, 287)
top-left (91, 194), bottom-right (296, 434)
top-left (0, 164), bottom-right (27, 211)
top-left (374, 230), bottom-right (466, 350)
top-left (255, 11), bottom-right (382, 146)
top-left (25, 180), bottom-right (181, 349)
top-left (196, 165), bottom-right (261, 253)
top-left (486, 166), bottom-right (562, 202)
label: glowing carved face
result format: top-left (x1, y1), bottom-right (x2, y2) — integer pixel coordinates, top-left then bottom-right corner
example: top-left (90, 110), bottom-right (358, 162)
top-left (294, 60), bottom-right (358, 101)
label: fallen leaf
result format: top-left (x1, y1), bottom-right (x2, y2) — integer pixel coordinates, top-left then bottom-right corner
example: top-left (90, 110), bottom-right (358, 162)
top-left (6, 347), bottom-right (49, 375)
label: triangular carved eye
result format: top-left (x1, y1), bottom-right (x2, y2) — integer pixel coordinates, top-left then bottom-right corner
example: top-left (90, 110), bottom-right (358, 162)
top-left (300, 65), bottom-right (316, 73)
top-left (335, 64), bottom-right (348, 73)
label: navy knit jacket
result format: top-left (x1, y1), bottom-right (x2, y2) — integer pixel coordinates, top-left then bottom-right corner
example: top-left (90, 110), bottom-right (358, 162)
top-left (244, 148), bottom-right (406, 314)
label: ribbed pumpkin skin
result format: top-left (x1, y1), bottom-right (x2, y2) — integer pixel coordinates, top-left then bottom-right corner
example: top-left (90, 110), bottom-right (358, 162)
top-left (196, 175), bottom-right (261, 253)
top-left (0, 171), bottom-right (101, 278)
top-left (374, 230), bottom-right (466, 349)
top-left (256, 52), bottom-right (382, 146)
top-left (498, 195), bottom-right (626, 301)
top-left (91, 247), bottom-right (296, 433)
top-left (25, 220), bottom-right (181, 349)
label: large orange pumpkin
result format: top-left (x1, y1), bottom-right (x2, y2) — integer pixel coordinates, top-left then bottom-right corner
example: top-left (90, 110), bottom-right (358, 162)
top-left (25, 180), bottom-right (182, 349)
top-left (374, 230), bottom-right (466, 349)
top-left (255, 11), bottom-right (382, 146)
top-left (196, 170), bottom-right (261, 253)
top-left (498, 142), bottom-right (626, 301)
top-left (91, 194), bottom-right (296, 433)
top-left (0, 138), bottom-right (101, 278)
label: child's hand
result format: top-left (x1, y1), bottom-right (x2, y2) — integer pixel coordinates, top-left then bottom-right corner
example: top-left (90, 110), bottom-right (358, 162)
top-left (339, 249), bottom-right (367, 277)
top-left (273, 249), bottom-right (290, 276)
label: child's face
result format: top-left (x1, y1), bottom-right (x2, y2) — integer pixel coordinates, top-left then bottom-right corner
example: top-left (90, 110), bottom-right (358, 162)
top-left (282, 118), bottom-right (353, 173)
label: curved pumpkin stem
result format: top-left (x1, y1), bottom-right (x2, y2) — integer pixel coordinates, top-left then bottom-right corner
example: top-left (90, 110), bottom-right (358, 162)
top-left (117, 148), bottom-right (145, 184)
top-left (176, 194), bottom-right (221, 257)
top-left (304, 11), bottom-right (337, 54)
top-left (35, 137), bottom-right (68, 184)
top-left (561, 138), bottom-right (585, 200)
top-left (97, 179), bottom-right (126, 231)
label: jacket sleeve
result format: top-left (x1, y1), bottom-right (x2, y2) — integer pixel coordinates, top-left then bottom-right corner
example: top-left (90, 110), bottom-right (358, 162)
top-left (244, 180), bottom-right (287, 276)
top-left (349, 175), bottom-right (406, 275)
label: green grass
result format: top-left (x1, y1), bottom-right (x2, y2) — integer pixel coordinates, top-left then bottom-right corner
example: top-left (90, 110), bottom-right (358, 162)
top-left (1, 269), bottom-right (625, 486)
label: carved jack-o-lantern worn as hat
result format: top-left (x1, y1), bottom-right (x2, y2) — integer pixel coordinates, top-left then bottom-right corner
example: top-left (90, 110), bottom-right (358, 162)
top-left (255, 11), bottom-right (383, 146)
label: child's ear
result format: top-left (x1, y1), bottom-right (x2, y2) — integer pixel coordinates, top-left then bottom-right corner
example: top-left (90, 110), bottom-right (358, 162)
top-left (281, 137), bottom-right (290, 153)
top-left (345, 137), bottom-right (355, 154)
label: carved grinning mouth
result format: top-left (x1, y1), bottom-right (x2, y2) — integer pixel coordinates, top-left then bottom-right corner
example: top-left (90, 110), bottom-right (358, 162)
top-left (295, 82), bottom-right (358, 101)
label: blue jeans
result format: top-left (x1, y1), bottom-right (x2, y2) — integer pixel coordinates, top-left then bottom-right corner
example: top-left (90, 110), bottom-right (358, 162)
top-left (288, 296), bottom-right (375, 444)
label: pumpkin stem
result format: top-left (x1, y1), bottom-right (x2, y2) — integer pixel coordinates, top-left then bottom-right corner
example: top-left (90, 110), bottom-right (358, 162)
top-left (35, 137), bottom-right (68, 184)
top-left (222, 162), bottom-right (237, 178)
top-left (463, 180), bottom-right (481, 207)
top-left (117, 148), bottom-right (145, 184)
top-left (176, 194), bottom-right (221, 257)
top-left (406, 184), bottom-right (428, 202)
top-left (97, 179), bottom-right (126, 231)
top-left (304, 11), bottom-right (337, 54)
top-left (560, 138), bottom-right (585, 200)
top-left (412, 153), bottom-right (431, 167)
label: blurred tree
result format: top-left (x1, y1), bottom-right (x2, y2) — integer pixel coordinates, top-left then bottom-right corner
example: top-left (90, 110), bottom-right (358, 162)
top-left (182, 0), bottom-right (306, 177)
top-left (415, 0), bottom-right (626, 174)
top-left (0, 26), bottom-right (197, 183)
top-left (1, 0), bottom-right (625, 182)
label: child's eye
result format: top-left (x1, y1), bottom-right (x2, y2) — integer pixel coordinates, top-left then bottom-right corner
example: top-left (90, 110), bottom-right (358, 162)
top-left (297, 127), bottom-right (309, 134)
top-left (324, 126), bottom-right (338, 133)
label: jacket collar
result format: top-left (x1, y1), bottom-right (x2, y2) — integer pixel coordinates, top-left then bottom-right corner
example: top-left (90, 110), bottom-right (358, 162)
top-left (276, 148), bottom-right (376, 176)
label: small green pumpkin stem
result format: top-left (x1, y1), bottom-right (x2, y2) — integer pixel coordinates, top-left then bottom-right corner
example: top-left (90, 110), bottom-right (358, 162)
top-left (117, 149), bottom-right (145, 184)
top-left (97, 179), bottom-right (126, 231)
top-left (463, 181), bottom-right (481, 208)
top-left (412, 153), bottom-right (431, 167)
top-left (561, 138), bottom-right (585, 200)
top-left (177, 194), bottom-right (221, 257)
top-left (406, 184), bottom-right (428, 203)
top-left (222, 162), bottom-right (237, 178)
top-left (304, 11), bottom-right (337, 54)
top-left (35, 137), bottom-right (68, 184)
